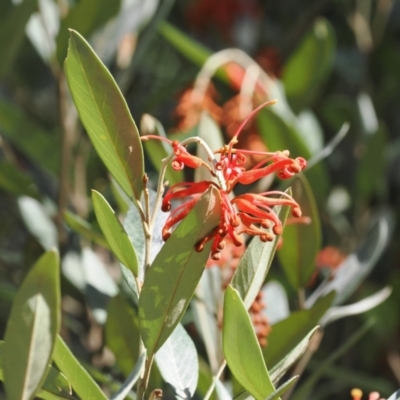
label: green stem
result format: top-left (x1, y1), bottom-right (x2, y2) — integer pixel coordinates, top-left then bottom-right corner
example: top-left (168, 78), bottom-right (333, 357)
top-left (203, 360), bottom-right (227, 400)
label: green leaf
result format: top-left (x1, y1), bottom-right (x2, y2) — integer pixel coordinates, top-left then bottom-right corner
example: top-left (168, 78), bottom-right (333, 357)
top-left (56, 0), bottom-right (121, 64)
top-left (140, 114), bottom-right (184, 186)
top-left (0, 0), bottom-right (37, 78)
top-left (53, 335), bottom-right (107, 400)
top-left (196, 358), bottom-right (217, 400)
top-left (270, 327), bottom-right (319, 384)
top-left (0, 161), bottom-right (38, 197)
top-left (0, 98), bottom-right (60, 173)
top-left (3, 250), bottom-right (60, 400)
top-left (139, 186), bottom-right (222, 356)
top-left (65, 30), bottom-right (144, 201)
top-left (263, 291), bottom-right (335, 368)
top-left (110, 352), bottom-right (146, 400)
top-left (265, 376), bottom-right (298, 400)
top-left (223, 286), bottom-right (275, 400)
top-left (63, 210), bottom-right (110, 249)
top-left (105, 295), bottom-right (140, 377)
top-left (92, 190), bottom-right (139, 277)
top-left (0, 341), bottom-right (72, 399)
top-left (282, 18), bottom-right (335, 113)
top-left (231, 199), bottom-right (290, 309)
top-left (155, 324), bottom-right (198, 399)
top-left (278, 175), bottom-right (321, 290)
top-left (157, 22), bottom-right (228, 82)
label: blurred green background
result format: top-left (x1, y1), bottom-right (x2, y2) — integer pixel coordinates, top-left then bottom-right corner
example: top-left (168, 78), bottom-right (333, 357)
top-left (1, 0), bottom-right (400, 398)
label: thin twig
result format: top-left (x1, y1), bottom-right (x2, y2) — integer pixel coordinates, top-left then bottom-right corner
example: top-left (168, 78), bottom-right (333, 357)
top-left (203, 360), bottom-right (227, 400)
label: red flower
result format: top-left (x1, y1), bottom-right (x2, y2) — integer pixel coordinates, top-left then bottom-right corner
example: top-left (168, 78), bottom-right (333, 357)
top-left (141, 101), bottom-right (307, 260)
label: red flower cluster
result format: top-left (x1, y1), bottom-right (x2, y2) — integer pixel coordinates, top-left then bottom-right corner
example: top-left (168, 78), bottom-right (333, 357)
top-left (142, 101), bottom-right (307, 260)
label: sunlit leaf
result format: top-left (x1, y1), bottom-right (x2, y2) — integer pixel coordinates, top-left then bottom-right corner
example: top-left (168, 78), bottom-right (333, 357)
top-left (105, 295), bottom-right (140, 377)
top-left (4, 353), bottom-right (73, 400)
top-left (320, 286), bottom-right (392, 326)
top-left (57, 0), bottom-right (121, 64)
top-left (92, 190), bottom-right (139, 277)
top-left (270, 327), bottom-right (319, 384)
top-left (223, 286), bottom-right (275, 400)
top-left (278, 175), bottom-right (321, 290)
top-left (155, 324), bottom-right (198, 399)
top-left (282, 18), bottom-right (335, 113)
top-left (0, 0), bottom-right (37, 78)
top-left (64, 210), bottom-right (110, 249)
top-left (231, 200), bottom-right (289, 309)
top-left (3, 250), bottom-right (60, 400)
top-left (139, 186), bottom-right (221, 356)
top-left (263, 291), bottom-right (335, 368)
top-left (65, 30), bottom-right (144, 201)
top-left (53, 335), bottom-right (107, 400)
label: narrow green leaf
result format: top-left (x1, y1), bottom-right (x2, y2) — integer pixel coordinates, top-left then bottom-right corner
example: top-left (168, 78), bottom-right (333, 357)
top-left (56, 0), bottom-right (121, 64)
top-left (0, 0), bottom-right (37, 78)
top-left (278, 175), bottom-right (321, 290)
top-left (105, 295), bottom-right (140, 377)
top-left (265, 377), bottom-right (298, 400)
top-left (0, 99), bottom-right (60, 173)
top-left (139, 186), bottom-right (221, 356)
top-left (53, 335), bottom-right (107, 400)
top-left (223, 286), bottom-right (275, 400)
top-left (270, 327), bottom-right (319, 384)
top-left (63, 210), bottom-right (110, 249)
top-left (155, 324), bottom-right (198, 399)
top-left (263, 292), bottom-right (335, 368)
top-left (157, 22), bottom-right (228, 82)
top-left (3, 250), bottom-right (60, 400)
top-left (231, 199), bottom-right (290, 309)
top-left (0, 341), bottom-right (72, 399)
top-left (282, 18), bottom-right (335, 113)
top-left (92, 190), bottom-right (139, 277)
top-left (140, 114), bottom-right (184, 186)
top-left (110, 352), bottom-right (146, 400)
top-left (65, 30), bottom-right (144, 201)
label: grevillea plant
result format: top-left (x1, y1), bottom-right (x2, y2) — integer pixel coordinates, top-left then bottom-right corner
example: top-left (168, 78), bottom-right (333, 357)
top-left (0, 28), bottom-right (398, 400)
